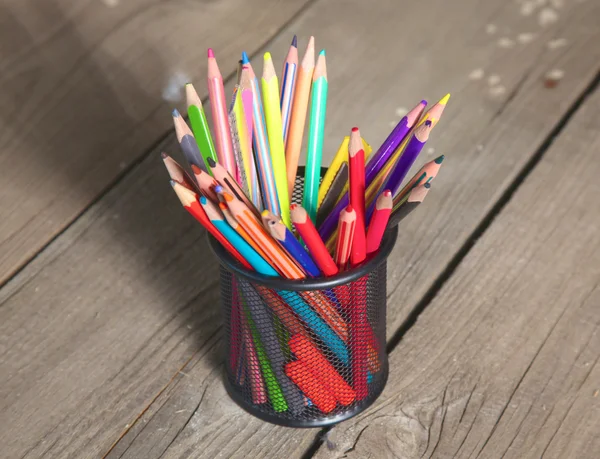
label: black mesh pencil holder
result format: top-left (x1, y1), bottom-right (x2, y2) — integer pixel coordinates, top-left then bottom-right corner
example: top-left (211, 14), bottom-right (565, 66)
top-left (208, 171), bottom-right (398, 427)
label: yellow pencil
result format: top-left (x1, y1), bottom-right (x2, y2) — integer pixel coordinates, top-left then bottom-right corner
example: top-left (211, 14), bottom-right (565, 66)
top-left (261, 52), bottom-right (291, 229)
top-left (317, 136), bottom-right (373, 208)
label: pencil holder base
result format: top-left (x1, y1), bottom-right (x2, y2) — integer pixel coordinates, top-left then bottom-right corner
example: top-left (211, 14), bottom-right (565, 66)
top-left (223, 360), bottom-right (388, 428)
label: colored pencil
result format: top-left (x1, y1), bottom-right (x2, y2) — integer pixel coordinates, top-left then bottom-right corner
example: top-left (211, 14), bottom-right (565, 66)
top-left (221, 190), bottom-right (303, 279)
top-left (190, 164), bottom-right (219, 202)
top-left (228, 88), bottom-right (249, 198)
top-left (218, 198), bottom-right (271, 264)
top-left (201, 196), bottom-right (273, 274)
top-left (303, 50), bottom-right (328, 223)
top-left (262, 52), bottom-right (291, 228)
top-left (285, 360), bottom-right (336, 413)
top-left (318, 99), bottom-right (427, 244)
top-left (291, 204), bottom-right (338, 277)
top-left (215, 198), bottom-right (347, 362)
top-left (280, 35), bottom-right (298, 147)
top-left (241, 316), bottom-right (267, 404)
top-left (349, 128), bottom-right (367, 268)
top-left (285, 36), bottom-right (315, 201)
top-left (233, 84), bottom-right (261, 209)
top-left (334, 205), bottom-right (356, 271)
top-left (289, 334), bottom-right (356, 406)
top-left (207, 49), bottom-right (237, 178)
top-left (207, 157), bottom-right (260, 218)
top-left (394, 155), bottom-right (444, 206)
top-left (243, 298), bottom-right (288, 412)
top-left (373, 120), bottom-right (432, 205)
top-left (318, 136), bottom-right (373, 209)
top-left (317, 162), bottom-right (348, 227)
top-left (172, 109), bottom-right (207, 173)
top-left (262, 211), bottom-right (321, 277)
top-left (242, 54), bottom-right (280, 217)
top-left (366, 190), bottom-right (392, 255)
top-left (240, 280), bottom-right (305, 414)
top-left (161, 152), bottom-right (198, 192)
top-left (170, 181), bottom-right (251, 270)
top-left (364, 94), bottom-right (448, 208)
top-left (390, 182), bottom-right (431, 226)
top-left (185, 83), bottom-right (218, 174)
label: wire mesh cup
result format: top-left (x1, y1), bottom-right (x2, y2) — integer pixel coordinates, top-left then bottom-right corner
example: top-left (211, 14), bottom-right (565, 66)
top-left (208, 172), bottom-right (399, 427)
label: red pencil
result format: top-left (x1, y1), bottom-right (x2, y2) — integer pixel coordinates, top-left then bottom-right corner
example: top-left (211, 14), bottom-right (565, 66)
top-left (366, 190), bottom-right (392, 255)
top-left (170, 181), bottom-right (251, 270)
top-left (291, 204), bottom-right (339, 277)
top-left (349, 128), bottom-right (367, 267)
top-left (334, 205), bottom-right (356, 271)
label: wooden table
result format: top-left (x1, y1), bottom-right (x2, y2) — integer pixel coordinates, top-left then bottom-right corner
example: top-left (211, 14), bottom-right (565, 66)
top-left (1, 0), bottom-right (599, 457)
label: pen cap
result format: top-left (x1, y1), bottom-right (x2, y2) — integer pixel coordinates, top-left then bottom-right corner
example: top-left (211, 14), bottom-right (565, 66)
top-left (208, 167), bottom-right (398, 427)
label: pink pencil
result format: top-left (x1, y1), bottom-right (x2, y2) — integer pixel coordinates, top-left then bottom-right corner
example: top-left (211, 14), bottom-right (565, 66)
top-left (207, 49), bottom-right (237, 180)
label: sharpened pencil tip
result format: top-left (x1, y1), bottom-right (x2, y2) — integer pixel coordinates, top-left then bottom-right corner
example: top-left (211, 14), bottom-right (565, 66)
top-left (241, 51), bottom-right (250, 64)
top-left (190, 164), bottom-right (201, 173)
top-left (169, 180), bottom-right (176, 187)
top-left (291, 35), bottom-right (297, 47)
top-left (215, 185), bottom-right (223, 193)
top-left (425, 120), bottom-right (433, 127)
top-left (434, 155), bottom-right (445, 164)
top-left (439, 93), bottom-right (450, 105)
top-left (351, 127), bottom-right (359, 132)
top-left (319, 49), bottom-right (326, 56)
top-left (200, 196), bottom-right (207, 204)
top-left (424, 182), bottom-right (431, 188)
top-left (161, 152), bottom-right (168, 158)
top-left (264, 52), bottom-right (272, 61)
top-left (207, 157), bottom-right (216, 168)
top-left (421, 100), bottom-right (428, 106)
top-left (207, 48), bottom-right (214, 58)
top-left (172, 108), bottom-right (180, 117)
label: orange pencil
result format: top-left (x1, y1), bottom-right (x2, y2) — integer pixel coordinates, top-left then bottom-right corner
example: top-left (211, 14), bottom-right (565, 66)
top-left (285, 36), bottom-right (315, 200)
top-left (161, 152), bottom-right (198, 192)
top-left (190, 164), bottom-right (219, 202)
top-left (220, 190), bottom-right (304, 279)
top-left (366, 190), bottom-right (392, 255)
top-left (218, 199), bottom-right (271, 264)
top-left (170, 181), bottom-right (251, 270)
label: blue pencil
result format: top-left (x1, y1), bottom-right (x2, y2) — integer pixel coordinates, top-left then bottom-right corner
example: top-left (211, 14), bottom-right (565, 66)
top-left (261, 210), bottom-right (321, 277)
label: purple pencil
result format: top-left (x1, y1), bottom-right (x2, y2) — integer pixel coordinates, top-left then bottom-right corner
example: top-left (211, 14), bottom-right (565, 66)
top-left (365, 120), bottom-right (433, 223)
top-left (318, 100), bottom-right (427, 241)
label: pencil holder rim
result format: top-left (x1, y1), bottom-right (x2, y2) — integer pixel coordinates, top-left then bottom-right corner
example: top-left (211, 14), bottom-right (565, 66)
top-left (208, 225), bottom-right (398, 290)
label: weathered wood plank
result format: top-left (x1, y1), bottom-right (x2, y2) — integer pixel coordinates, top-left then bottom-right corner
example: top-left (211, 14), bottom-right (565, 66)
top-left (1, 0), bottom-right (599, 458)
top-left (0, 0), bottom-right (312, 285)
top-left (107, 0), bottom-right (600, 457)
top-left (314, 86), bottom-right (600, 459)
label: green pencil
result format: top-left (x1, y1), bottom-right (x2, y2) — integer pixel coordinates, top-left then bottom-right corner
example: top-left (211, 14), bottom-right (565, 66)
top-left (303, 50), bottom-right (328, 223)
top-left (186, 83), bottom-right (218, 176)
top-left (242, 297), bottom-right (288, 412)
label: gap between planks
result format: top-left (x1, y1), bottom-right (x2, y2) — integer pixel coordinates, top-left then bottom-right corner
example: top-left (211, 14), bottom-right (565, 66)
top-left (0, 0), bottom-right (320, 294)
top-left (300, 70), bottom-right (600, 459)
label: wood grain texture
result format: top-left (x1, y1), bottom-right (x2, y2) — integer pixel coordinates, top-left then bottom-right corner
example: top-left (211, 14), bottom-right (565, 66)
top-left (1, 0), bottom-right (599, 458)
top-left (107, 0), bottom-right (600, 456)
top-left (314, 87), bottom-right (600, 459)
top-left (0, 0), bottom-right (312, 285)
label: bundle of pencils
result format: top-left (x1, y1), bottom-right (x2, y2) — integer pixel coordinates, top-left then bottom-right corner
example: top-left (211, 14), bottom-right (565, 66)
top-left (163, 36), bottom-right (448, 414)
